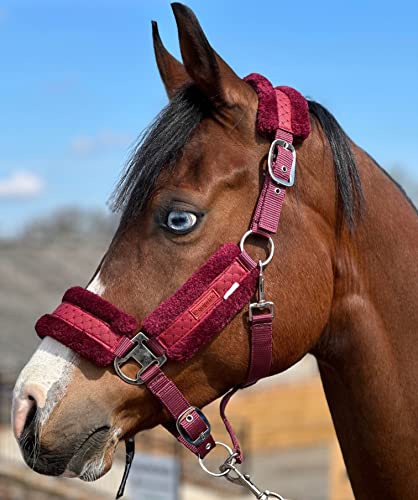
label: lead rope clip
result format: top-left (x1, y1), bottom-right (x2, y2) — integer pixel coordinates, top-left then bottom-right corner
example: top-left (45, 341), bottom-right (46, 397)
top-left (199, 442), bottom-right (286, 499)
top-left (220, 455), bottom-right (285, 500)
top-left (249, 261), bottom-right (275, 321)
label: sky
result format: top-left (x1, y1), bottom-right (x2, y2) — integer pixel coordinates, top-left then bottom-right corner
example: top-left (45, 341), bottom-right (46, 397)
top-left (0, 0), bottom-right (417, 236)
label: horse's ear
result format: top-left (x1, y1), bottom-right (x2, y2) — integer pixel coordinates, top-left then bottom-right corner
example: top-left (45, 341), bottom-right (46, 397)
top-left (171, 3), bottom-right (256, 112)
top-left (152, 20), bottom-right (190, 99)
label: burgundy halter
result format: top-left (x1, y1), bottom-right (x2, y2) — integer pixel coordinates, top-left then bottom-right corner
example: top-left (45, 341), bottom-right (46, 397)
top-left (35, 73), bottom-right (310, 497)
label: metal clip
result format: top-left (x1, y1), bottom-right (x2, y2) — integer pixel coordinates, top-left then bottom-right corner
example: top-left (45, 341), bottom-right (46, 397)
top-left (249, 262), bottom-right (275, 321)
top-left (198, 442), bottom-right (286, 499)
top-left (220, 459), bottom-right (285, 499)
top-left (258, 264), bottom-right (266, 302)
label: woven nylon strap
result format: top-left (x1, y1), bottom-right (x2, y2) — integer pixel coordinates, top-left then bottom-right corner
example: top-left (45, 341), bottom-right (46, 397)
top-left (137, 85), bottom-right (296, 464)
top-left (252, 90), bottom-right (294, 235)
top-left (141, 364), bottom-right (215, 456)
top-left (219, 87), bottom-right (295, 462)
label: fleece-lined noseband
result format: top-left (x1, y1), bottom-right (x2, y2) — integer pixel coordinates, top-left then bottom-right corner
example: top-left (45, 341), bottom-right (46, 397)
top-left (35, 73), bottom-right (310, 497)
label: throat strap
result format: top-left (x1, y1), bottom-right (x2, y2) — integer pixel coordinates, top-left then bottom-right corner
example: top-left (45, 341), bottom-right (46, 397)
top-left (245, 311), bottom-right (274, 386)
top-left (219, 77), bottom-right (303, 461)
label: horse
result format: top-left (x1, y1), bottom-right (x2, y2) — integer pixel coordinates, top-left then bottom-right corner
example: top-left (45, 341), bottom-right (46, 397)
top-left (11, 3), bottom-right (418, 499)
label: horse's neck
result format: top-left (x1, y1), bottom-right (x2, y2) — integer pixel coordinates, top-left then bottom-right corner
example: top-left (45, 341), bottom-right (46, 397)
top-left (316, 148), bottom-right (418, 499)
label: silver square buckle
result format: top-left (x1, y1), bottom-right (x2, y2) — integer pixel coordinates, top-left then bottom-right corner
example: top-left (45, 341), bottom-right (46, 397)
top-left (176, 406), bottom-right (211, 447)
top-left (249, 301), bottom-right (275, 321)
top-left (267, 138), bottom-right (296, 187)
top-left (114, 332), bottom-right (167, 385)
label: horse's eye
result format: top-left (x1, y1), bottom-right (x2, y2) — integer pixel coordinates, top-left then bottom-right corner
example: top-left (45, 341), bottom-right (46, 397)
top-left (166, 210), bottom-right (197, 234)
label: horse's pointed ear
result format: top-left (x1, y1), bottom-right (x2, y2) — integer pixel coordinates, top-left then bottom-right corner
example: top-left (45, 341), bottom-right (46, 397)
top-left (152, 20), bottom-right (190, 99)
top-left (171, 3), bottom-right (256, 112)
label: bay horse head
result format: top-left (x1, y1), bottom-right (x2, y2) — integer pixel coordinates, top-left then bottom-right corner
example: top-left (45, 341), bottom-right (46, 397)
top-left (11, 1), bottom-right (359, 483)
top-left (12, 3), bottom-right (418, 499)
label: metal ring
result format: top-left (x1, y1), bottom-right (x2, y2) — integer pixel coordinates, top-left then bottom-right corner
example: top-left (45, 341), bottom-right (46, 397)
top-left (239, 230), bottom-right (275, 269)
top-left (198, 442), bottom-right (234, 477)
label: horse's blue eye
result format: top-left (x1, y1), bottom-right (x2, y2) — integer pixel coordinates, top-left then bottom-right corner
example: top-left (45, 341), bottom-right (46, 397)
top-left (166, 211), bottom-right (197, 234)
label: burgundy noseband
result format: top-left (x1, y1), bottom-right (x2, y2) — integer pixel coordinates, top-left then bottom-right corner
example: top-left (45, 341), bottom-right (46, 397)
top-left (35, 73), bottom-right (310, 496)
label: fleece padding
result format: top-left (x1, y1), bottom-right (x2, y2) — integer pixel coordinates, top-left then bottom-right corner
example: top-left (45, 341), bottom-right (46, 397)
top-left (35, 287), bottom-right (139, 366)
top-left (142, 243), bottom-right (242, 336)
top-left (142, 244), bottom-right (258, 361)
top-left (35, 245), bottom-right (257, 366)
top-left (163, 266), bottom-right (258, 361)
top-left (244, 73), bottom-right (310, 141)
top-left (62, 286), bottom-right (138, 335)
top-left (36, 313), bottom-right (120, 366)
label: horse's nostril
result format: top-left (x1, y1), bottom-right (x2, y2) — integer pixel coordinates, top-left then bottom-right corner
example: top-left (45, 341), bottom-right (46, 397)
top-left (23, 396), bottom-right (37, 433)
top-left (13, 385), bottom-right (44, 439)
top-left (16, 396), bottom-right (39, 466)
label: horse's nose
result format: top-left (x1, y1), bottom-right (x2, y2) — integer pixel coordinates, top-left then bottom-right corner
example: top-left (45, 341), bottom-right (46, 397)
top-left (12, 383), bottom-right (45, 439)
top-left (13, 384), bottom-right (70, 476)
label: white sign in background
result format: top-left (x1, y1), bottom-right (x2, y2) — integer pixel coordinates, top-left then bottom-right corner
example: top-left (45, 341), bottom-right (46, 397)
top-left (127, 453), bottom-right (180, 500)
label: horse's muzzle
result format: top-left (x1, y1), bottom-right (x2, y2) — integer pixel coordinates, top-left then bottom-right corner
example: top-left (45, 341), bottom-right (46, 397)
top-left (19, 425), bottom-right (69, 476)
top-left (19, 420), bottom-right (111, 477)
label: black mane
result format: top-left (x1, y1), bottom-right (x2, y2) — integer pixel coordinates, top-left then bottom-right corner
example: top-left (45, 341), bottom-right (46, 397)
top-left (307, 100), bottom-right (363, 229)
top-left (111, 87), bottom-right (363, 229)
top-left (110, 84), bottom-right (209, 225)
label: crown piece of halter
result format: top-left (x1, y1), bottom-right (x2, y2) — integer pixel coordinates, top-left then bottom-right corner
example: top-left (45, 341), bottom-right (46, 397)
top-left (35, 73), bottom-right (310, 499)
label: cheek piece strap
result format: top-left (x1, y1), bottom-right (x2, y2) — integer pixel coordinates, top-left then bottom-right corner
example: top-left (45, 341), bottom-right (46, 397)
top-left (35, 73), bottom-right (310, 497)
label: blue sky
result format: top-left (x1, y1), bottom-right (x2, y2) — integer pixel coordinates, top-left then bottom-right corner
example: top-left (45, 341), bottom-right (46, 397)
top-left (0, 0), bottom-right (417, 235)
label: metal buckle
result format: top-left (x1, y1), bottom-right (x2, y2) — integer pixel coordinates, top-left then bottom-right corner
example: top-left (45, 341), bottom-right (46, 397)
top-left (114, 332), bottom-right (167, 385)
top-left (176, 406), bottom-right (211, 447)
top-left (249, 301), bottom-right (275, 321)
top-left (267, 138), bottom-right (296, 187)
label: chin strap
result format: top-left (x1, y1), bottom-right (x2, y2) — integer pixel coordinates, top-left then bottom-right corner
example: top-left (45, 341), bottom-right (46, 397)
top-left (116, 438), bottom-right (135, 499)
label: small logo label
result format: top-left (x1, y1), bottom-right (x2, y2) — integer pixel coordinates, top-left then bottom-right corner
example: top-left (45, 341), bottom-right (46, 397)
top-left (190, 289), bottom-right (220, 320)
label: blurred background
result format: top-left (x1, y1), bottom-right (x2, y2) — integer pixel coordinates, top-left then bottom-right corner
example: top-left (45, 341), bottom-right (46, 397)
top-left (0, 0), bottom-right (417, 499)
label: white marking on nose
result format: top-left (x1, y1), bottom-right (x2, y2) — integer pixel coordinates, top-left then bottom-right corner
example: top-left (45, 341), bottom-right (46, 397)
top-left (13, 336), bottom-right (80, 434)
top-left (88, 273), bottom-right (106, 295)
top-left (12, 272), bottom-right (107, 436)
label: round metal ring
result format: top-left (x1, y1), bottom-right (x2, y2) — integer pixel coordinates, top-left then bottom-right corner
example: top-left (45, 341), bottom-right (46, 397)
top-left (198, 442), bottom-right (234, 477)
top-left (239, 230), bottom-right (275, 268)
